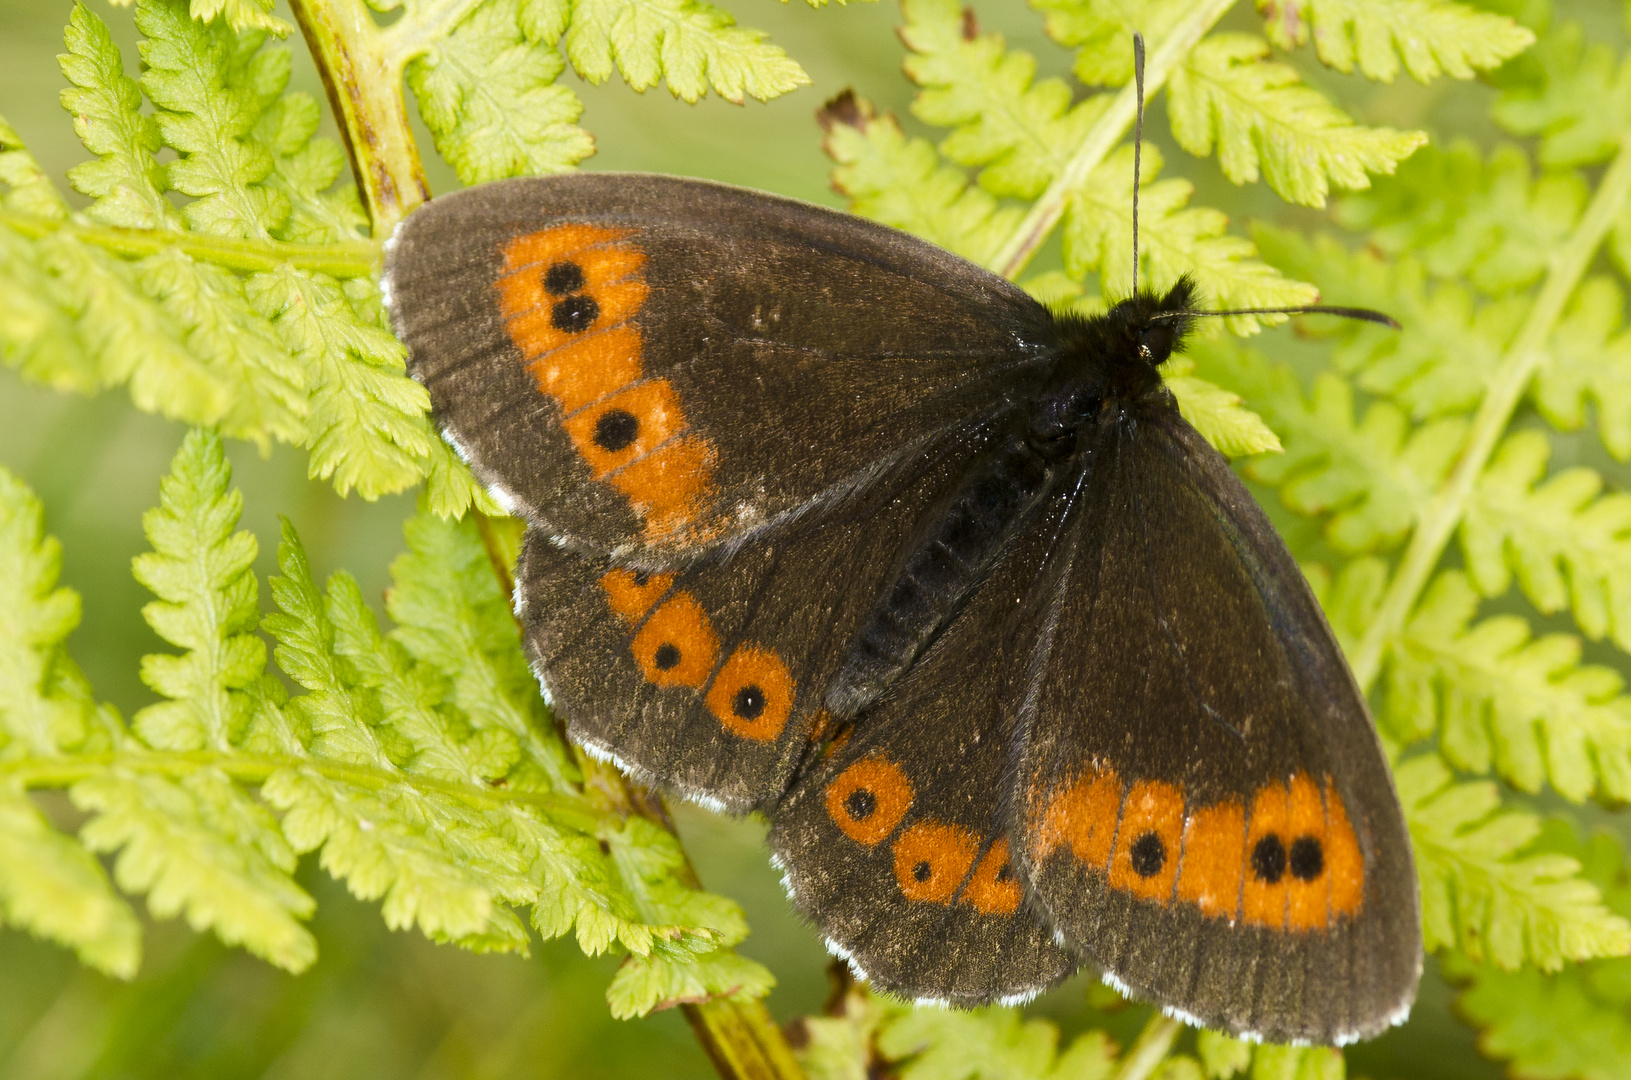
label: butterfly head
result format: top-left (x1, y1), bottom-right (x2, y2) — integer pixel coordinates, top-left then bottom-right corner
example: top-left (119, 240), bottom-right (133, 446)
top-left (1045, 275), bottom-right (1198, 411)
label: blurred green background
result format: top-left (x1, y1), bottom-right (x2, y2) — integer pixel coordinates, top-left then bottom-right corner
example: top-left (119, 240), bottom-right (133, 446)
top-left (0, 1), bottom-right (1622, 1077)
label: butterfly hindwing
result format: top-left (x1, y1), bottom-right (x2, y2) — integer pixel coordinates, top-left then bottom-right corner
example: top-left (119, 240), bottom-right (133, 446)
top-left (769, 506), bottom-right (1079, 1005)
top-left (1007, 411), bottom-right (1419, 1044)
top-left (518, 422), bottom-right (1007, 811)
top-left (385, 173), bottom-right (1049, 559)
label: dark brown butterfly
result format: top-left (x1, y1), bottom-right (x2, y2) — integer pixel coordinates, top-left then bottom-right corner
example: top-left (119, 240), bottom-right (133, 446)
top-left (381, 157), bottom-right (1420, 1044)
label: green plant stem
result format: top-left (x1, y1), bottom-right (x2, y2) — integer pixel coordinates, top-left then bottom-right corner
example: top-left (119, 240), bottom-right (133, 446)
top-left (287, 0), bottom-right (431, 234)
top-left (0, 748), bottom-right (600, 829)
top-left (986, 0), bottom-right (1236, 280)
top-left (1350, 134), bottom-right (1631, 691)
top-left (1110, 1013), bottom-right (1182, 1080)
top-left (0, 211), bottom-right (379, 277)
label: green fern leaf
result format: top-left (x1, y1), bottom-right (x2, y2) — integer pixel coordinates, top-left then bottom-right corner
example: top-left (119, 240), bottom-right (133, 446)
top-left (1534, 276), bottom-right (1631, 461)
top-left (1161, 355), bottom-right (1283, 455)
top-left (1259, 0), bottom-right (1533, 83)
top-left (1252, 225), bottom-right (1523, 419)
top-left (1452, 824), bottom-right (1631, 1080)
top-left (131, 428), bottom-right (263, 751)
top-left (1303, 556), bottom-right (1387, 661)
top-left (1167, 33), bottom-right (1424, 208)
top-left (0, 467), bottom-right (142, 976)
top-left (405, 0), bottom-right (594, 185)
top-left (607, 947), bottom-right (775, 1018)
top-left (820, 91), bottom-right (1022, 266)
top-left (1464, 430), bottom-right (1631, 654)
top-left (564, 0), bottom-right (809, 104)
top-left (1493, 20), bottom-right (1631, 167)
top-left (1031, 0), bottom-right (1192, 87)
top-left (1386, 571), bottom-right (1631, 802)
top-left (1336, 142), bottom-right (1585, 297)
top-left (876, 1005), bottom-right (1117, 1080)
top-left (900, 0), bottom-right (1105, 201)
top-left (107, 0), bottom-right (292, 36)
top-left (1062, 144), bottom-right (1316, 320)
top-left (59, 3), bottom-right (178, 231)
top-left (1400, 753), bottom-right (1631, 969)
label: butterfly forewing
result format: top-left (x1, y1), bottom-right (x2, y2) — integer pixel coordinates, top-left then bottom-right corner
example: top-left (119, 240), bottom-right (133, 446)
top-left (386, 174), bottom-right (1049, 560)
top-left (1007, 411), bottom-right (1419, 1043)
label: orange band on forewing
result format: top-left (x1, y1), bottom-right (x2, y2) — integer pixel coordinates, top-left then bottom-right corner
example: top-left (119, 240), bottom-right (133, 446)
top-left (630, 592), bottom-right (718, 688)
top-left (609, 436), bottom-right (715, 542)
top-left (1034, 766), bottom-right (1121, 868)
top-left (601, 568), bottom-right (674, 622)
top-left (825, 756), bottom-right (913, 845)
top-left (525, 326), bottom-right (644, 412)
top-left (1286, 773), bottom-right (1329, 931)
top-left (962, 838), bottom-right (1023, 915)
top-left (894, 821), bottom-right (978, 904)
top-left (1325, 780), bottom-right (1365, 917)
top-left (496, 225), bottom-right (716, 542)
top-left (1243, 782), bottom-right (1290, 928)
top-left (1175, 798), bottom-right (1245, 920)
top-left (1109, 780), bottom-right (1184, 901)
top-left (706, 644), bottom-right (795, 742)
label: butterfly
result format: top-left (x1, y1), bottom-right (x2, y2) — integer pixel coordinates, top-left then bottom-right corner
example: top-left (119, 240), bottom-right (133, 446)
top-left (380, 145), bottom-right (1421, 1046)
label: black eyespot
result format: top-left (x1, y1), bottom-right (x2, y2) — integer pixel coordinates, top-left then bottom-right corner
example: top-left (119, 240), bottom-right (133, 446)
top-left (631, 569), bottom-right (650, 586)
top-left (1252, 835), bottom-right (1287, 884)
top-left (551, 294), bottom-right (599, 334)
top-left (844, 788), bottom-right (876, 821)
top-left (1289, 836), bottom-right (1324, 881)
top-left (543, 261), bottom-right (585, 296)
top-left (1130, 831), bottom-right (1165, 877)
top-left (995, 862), bottom-right (1014, 883)
top-left (653, 643), bottom-right (680, 671)
top-left (912, 860), bottom-right (932, 882)
top-left (733, 684), bottom-right (765, 719)
top-left (593, 408), bottom-right (639, 452)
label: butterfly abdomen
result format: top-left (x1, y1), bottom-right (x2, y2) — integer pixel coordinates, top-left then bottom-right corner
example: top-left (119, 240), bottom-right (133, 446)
top-left (825, 431), bottom-right (1062, 716)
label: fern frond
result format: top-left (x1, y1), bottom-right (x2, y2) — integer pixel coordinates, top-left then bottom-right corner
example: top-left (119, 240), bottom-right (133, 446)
top-left (107, 0), bottom-right (291, 36)
top-left (819, 92), bottom-right (1022, 266)
top-left (1464, 430), bottom-right (1631, 655)
top-left (1193, 1033), bottom-right (1342, 1080)
top-left (1191, 335), bottom-right (1465, 553)
top-left (1253, 223), bottom-right (1523, 420)
top-left (1386, 571), bottom-right (1631, 802)
top-left (1167, 33), bottom-right (1424, 208)
top-left (875, 1004), bottom-right (1118, 1080)
top-left (1259, 0), bottom-right (1533, 84)
top-left (564, 0), bottom-right (809, 103)
top-left (404, 0), bottom-right (594, 185)
top-left (1336, 142), bottom-right (1585, 297)
top-left (1494, 21), bottom-right (1631, 167)
top-left (131, 428), bottom-right (262, 751)
top-left (1400, 753), bottom-right (1631, 969)
top-left (1031, 0), bottom-right (1192, 86)
top-left (900, 0), bottom-right (1104, 202)
top-left (1161, 355), bottom-right (1282, 456)
top-left (1451, 824), bottom-right (1631, 1080)
top-left (1533, 276), bottom-right (1631, 461)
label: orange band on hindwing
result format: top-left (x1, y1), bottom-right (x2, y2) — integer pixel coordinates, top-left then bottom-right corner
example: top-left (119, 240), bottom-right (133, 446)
top-left (496, 224), bottom-right (716, 542)
top-left (1027, 759), bottom-right (1367, 934)
top-left (962, 838), bottom-right (1023, 915)
top-left (893, 821), bottom-right (978, 903)
top-left (600, 568), bottom-right (674, 622)
top-left (630, 592), bottom-right (719, 688)
top-left (825, 756), bottom-right (913, 846)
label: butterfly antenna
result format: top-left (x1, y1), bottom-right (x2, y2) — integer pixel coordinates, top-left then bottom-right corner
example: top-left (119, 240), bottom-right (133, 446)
top-left (1131, 32), bottom-right (1146, 298)
top-left (1152, 305), bottom-right (1401, 329)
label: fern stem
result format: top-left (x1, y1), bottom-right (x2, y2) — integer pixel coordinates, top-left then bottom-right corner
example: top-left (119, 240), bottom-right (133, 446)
top-left (0, 212), bottom-right (379, 277)
top-left (1349, 135), bottom-right (1631, 691)
top-left (0, 749), bottom-right (601, 830)
top-left (288, 0), bottom-right (432, 234)
top-left (985, 0), bottom-right (1236, 280)
top-left (1110, 1012), bottom-right (1182, 1080)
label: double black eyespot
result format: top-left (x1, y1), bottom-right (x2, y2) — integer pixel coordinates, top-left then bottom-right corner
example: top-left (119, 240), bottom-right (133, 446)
top-left (844, 787), bottom-right (877, 821)
top-left (545, 259), bottom-right (599, 334)
top-left (733, 684), bottom-right (767, 720)
top-left (1251, 834), bottom-right (1325, 884)
top-left (593, 408), bottom-right (639, 452)
top-left (1130, 831), bottom-right (1166, 877)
